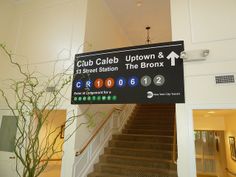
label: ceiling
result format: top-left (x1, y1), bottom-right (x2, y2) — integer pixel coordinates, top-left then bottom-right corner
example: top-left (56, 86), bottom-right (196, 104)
top-left (9, 0), bottom-right (172, 45)
top-left (193, 109), bottom-right (236, 118)
top-left (104, 0), bottom-right (172, 45)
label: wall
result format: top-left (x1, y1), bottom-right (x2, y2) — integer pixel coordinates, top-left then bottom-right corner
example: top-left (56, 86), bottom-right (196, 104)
top-left (224, 112), bottom-right (236, 176)
top-left (74, 0), bottom-right (131, 151)
top-left (0, 0), bottom-right (89, 177)
top-left (83, 0), bottom-right (131, 52)
top-left (0, 0), bottom-right (17, 47)
top-left (0, 0), bottom-right (18, 108)
top-left (171, 0), bottom-right (236, 176)
top-left (0, 0), bottom-right (131, 176)
top-left (0, 0), bottom-right (88, 110)
top-left (193, 116), bottom-right (225, 131)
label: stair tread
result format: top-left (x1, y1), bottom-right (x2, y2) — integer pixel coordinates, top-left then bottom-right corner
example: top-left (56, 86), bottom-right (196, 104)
top-left (125, 126), bottom-right (173, 129)
top-left (115, 133), bottom-right (174, 138)
top-left (101, 154), bottom-right (174, 163)
top-left (110, 139), bottom-right (173, 145)
top-left (96, 163), bottom-right (178, 174)
top-left (124, 128), bottom-right (173, 131)
top-left (105, 146), bottom-right (174, 153)
top-left (123, 128), bottom-right (174, 132)
top-left (88, 172), bottom-right (128, 177)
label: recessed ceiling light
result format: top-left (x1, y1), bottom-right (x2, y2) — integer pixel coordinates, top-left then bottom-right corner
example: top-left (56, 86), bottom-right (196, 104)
top-left (208, 111), bottom-right (215, 114)
top-left (136, 0), bottom-right (142, 7)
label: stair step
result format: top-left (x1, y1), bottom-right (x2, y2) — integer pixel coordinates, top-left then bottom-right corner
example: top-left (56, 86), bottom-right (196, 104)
top-left (125, 124), bottom-right (174, 130)
top-left (129, 119), bottom-right (174, 123)
top-left (109, 140), bottom-right (173, 151)
top-left (127, 120), bottom-right (174, 126)
top-left (100, 154), bottom-right (177, 170)
top-left (129, 117), bottom-right (174, 121)
top-left (134, 110), bottom-right (175, 113)
top-left (132, 114), bottom-right (175, 117)
top-left (104, 147), bottom-right (174, 160)
top-left (136, 105), bottom-right (175, 107)
top-left (88, 172), bottom-right (127, 177)
top-left (113, 134), bottom-right (174, 144)
top-left (94, 163), bottom-right (178, 177)
top-left (123, 129), bottom-right (174, 136)
top-left (133, 110), bottom-right (175, 113)
top-left (130, 116), bottom-right (173, 119)
top-left (132, 115), bottom-right (174, 117)
top-left (87, 104), bottom-right (177, 177)
top-left (134, 107), bottom-right (174, 109)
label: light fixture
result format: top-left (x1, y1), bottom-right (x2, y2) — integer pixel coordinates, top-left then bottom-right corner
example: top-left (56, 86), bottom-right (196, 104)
top-left (136, 0), bottom-right (142, 7)
top-left (181, 49), bottom-right (210, 62)
top-left (207, 111), bottom-right (215, 114)
top-left (145, 26), bottom-right (151, 44)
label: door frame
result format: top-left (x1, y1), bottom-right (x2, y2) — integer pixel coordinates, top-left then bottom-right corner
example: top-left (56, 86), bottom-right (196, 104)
top-left (0, 108), bottom-right (18, 177)
top-left (176, 103), bottom-right (236, 177)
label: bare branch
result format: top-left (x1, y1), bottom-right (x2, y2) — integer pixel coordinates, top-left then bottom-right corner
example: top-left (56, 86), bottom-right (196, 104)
top-left (0, 44), bottom-right (100, 177)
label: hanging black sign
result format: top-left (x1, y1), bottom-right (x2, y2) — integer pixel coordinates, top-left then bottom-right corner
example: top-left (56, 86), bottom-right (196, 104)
top-left (71, 41), bottom-right (185, 104)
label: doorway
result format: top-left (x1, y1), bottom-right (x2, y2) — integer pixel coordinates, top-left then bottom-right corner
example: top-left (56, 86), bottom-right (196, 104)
top-left (193, 109), bottom-right (236, 177)
top-left (39, 109), bottom-right (66, 177)
top-left (0, 109), bottom-right (66, 177)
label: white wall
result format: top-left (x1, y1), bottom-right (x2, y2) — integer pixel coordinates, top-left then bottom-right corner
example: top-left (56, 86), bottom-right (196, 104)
top-left (0, 0), bottom-right (88, 108)
top-left (0, 0), bottom-right (89, 177)
top-left (171, 0), bottom-right (236, 176)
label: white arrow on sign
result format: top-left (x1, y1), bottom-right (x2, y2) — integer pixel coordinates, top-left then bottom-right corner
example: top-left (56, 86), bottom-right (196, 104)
top-left (167, 51), bottom-right (179, 66)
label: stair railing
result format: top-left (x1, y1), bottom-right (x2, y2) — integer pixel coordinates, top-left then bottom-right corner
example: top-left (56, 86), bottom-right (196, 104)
top-left (40, 158), bottom-right (62, 162)
top-left (75, 106), bottom-right (122, 157)
top-left (73, 104), bottom-right (135, 177)
top-left (172, 114), bottom-right (177, 164)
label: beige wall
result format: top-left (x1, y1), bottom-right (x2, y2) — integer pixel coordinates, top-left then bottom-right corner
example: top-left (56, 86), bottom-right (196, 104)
top-left (224, 112), bottom-right (236, 176)
top-left (39, 162), bottom-right (62, 177)
top-left (0, 0), bottom-right (16, 47)
top-left (83, 0), bottom-right (131, 52)
top-left (193, 116), bottom-right (225, 131)
top-left (0, 0), bottom-right (18, 108)
top-left (74, 0), bottom-right (131, 151)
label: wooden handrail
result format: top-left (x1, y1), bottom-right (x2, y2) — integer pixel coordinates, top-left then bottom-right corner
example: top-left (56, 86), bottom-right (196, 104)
top-left (172, 114), bottom-right (177, 164)
top-left (226, 168), bottom-right (236, 176)
top-left (75, 107), bottom-right (123, 156)
top-left (40, 158), bottom-right (62, 162)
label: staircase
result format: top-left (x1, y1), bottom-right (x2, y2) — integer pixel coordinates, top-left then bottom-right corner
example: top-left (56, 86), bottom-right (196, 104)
top-left (88, 104), bottom-right (177, 177)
